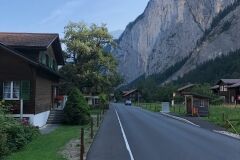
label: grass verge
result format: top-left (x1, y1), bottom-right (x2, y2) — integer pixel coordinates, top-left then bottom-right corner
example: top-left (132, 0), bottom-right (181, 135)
top-left (6, 110), bottom-right (103, 160)
top-left (204, 105), bottom-right (240, 134)
top-left (6, 125), bottom-right (81, 160)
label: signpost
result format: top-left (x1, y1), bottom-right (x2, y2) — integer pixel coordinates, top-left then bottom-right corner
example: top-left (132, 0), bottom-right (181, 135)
top-left (161, 102), bottom-right (170, 113)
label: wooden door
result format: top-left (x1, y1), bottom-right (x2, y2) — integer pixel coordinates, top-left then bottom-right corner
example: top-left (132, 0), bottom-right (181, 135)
top-left (186, 97), bottom-right (192, 114)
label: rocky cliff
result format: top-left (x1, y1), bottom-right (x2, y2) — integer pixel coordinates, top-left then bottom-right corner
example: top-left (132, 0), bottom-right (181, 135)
top-left (114, 0), bottom-right (236, 84)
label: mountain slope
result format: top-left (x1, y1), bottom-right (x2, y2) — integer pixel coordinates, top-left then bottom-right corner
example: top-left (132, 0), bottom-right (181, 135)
top-left (114, 0), bottom-right (235, 84)
top-left (166, 2), bottom-right (240, 83)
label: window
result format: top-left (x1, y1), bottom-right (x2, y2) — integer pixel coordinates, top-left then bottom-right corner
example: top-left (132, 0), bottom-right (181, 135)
top-left (46, 54), bottom-right (50, 67)
top-left (200, 100), bottom-right (205, 107)
top-left (39, 51), bottom-right (47, 65)
top-left (3, 81), bottom-right (20, 100)
top-left (220, 85), bottom-right (228, 92)
top-left (53, 60), bottom-right (57, 71)
top-left (231, 96), bottom-right (235, 103)
top-left (49, 58), bottom-right (54, 69)
top-left (224, 86), bottom-right (228, 91)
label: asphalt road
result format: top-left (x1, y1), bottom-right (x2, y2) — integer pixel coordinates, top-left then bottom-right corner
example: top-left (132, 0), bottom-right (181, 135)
top-left (87, 103), bottom-right (240, 160)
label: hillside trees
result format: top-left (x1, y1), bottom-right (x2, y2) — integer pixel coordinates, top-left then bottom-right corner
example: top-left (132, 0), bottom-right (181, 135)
top-left (60, 22), bottom-right (123, 95)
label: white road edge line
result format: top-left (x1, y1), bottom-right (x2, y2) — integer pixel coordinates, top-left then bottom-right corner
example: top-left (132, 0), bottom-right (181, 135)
top-left (115, 109), bottom-right (135, 160)
top-left (213, 130), bottom-right (240, 140)
top-left (160, 112), bottom-right (200, 127)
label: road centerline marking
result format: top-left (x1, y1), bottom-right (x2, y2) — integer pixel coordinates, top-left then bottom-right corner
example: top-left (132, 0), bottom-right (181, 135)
top-left (115, 109), bottom-right (135, 160)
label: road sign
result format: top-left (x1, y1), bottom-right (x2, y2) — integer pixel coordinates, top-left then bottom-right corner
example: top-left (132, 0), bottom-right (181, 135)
top-left (162, 102), bottom-right (170, 113)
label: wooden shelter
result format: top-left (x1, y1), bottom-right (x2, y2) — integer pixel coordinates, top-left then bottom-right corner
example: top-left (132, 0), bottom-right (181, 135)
top-left (183, 92), bottom-right (210, 116)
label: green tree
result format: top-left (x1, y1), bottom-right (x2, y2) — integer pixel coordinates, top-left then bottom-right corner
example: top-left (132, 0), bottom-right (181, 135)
top-left (64, 88), bottom-right (90, 125)
top-left (60, 22), bottom-right (122, 94)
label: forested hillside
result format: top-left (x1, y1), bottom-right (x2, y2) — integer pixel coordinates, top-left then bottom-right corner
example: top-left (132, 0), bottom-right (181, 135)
top-left (175, 49), bottom-right (240, 85)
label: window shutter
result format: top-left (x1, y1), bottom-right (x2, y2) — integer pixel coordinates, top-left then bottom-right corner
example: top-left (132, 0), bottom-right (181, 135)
top-left (0, 82), bottom-right (3, 100)
top-left (20, 81), bottom-right (31, 101)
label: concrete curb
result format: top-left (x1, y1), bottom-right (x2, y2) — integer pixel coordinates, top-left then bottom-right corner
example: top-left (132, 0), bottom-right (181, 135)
top-left (160, 112), bottom-right (200, 127)
top-left (213, 130), bottom-right (240, 140)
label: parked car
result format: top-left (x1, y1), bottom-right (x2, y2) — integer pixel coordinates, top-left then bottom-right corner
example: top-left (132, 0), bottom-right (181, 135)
top-left (125, 100), bottom-right (132, 105)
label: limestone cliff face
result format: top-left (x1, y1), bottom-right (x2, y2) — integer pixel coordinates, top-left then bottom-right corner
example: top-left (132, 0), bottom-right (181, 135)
top-left (114, 0), bottom-right (234, 83)
top-left (166, 4), bottom-right (240, 83)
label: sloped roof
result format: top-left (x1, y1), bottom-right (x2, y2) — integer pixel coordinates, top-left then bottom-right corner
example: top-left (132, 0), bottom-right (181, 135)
top-left (228, 82), bottom-right (240, 88)
top-left (0, 32), bottom-right (58, 48)
top-left (0, 32), bottom-right (64, 65)
top-left (0, 42), bottom-right (61, 78)
top-left (177, 84), bottom-right (195, 92)
top-left (210, 85), bottom-right (219, 89)
top-left (123, 89), bottom-right (138, 97)
top-left (182, 92), bottom-right (211, 99)
top-left (217, 79), bottom-right (240, 85)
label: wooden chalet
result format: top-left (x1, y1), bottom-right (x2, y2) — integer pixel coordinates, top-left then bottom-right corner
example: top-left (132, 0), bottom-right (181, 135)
top-left (211, 79), bottom-right (240, 104)
top-left (122, 89), bottom-right (140, 101)
top-left (183, 92), bottom-right (209, 116)
top-left (176, 84), bottom-right (209, 116)
top-left (177, 84), bottom-right (196, 96)
top-left (84, 95), bottom-right (100, 107)
top-left (0, 32), bottom-right (65, 127)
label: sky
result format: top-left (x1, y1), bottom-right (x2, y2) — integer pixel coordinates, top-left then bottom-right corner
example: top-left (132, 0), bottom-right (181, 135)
top-left (0, 0), bottom-right (149, 37)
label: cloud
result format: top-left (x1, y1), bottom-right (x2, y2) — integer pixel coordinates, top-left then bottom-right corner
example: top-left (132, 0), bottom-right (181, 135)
top-left (40, 0), bottom-right (85, 25)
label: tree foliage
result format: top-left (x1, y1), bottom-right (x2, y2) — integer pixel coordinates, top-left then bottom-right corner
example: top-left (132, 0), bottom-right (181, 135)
top-left (60, 22), bottom-right (123, 94)
top-left (175, 49), bottom-right (240, 84)
top-left (64, 88), bottom-right (90, 125)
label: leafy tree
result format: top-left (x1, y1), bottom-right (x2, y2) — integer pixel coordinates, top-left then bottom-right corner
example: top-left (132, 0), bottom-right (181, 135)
top-left (60, 22), bottom-right (123, 95)
top-left (64, 88), bottom-right (90, 125)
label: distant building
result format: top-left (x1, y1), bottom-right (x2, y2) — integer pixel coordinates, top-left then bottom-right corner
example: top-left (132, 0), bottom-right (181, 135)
top-left (122, 89), bottom-right (140, 102)
top-left (211, 79), bottom-right (240, 104)
top-left (176, 84), bottom-right (209, 116)
top-left (177, 84), bottom-right (196, 95)
top-left (84, 95), bottom-right (100, 107)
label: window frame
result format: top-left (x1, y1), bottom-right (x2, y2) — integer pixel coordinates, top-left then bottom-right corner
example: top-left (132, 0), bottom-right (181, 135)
top-left (39, 51), bottom-right (47, 65)
top-left (3, 81), bottom-right (20, 100)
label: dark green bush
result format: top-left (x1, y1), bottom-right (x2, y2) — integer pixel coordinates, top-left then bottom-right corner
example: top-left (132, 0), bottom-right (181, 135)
top-left (64, 88), bottom-right (90, 125)
top-left (99, 93), bottom-right (109, 109)
top-left (0, 131), bottom-right (9, 157)
top-left (210, 97), bottom-right (225, 105)
top-left (0, 106), bottom-right (39, 158)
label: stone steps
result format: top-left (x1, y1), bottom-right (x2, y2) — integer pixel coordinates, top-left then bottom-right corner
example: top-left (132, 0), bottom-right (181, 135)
top-left (47, 110), bottom-right (64, 124)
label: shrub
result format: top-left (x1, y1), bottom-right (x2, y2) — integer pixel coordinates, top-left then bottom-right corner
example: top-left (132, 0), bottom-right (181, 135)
top-left (0, 106), bottom-right (39, 158)
top-left (99, 93), bottom-right (109, 109)
top-left (64, 88), bottom-right (90, 125)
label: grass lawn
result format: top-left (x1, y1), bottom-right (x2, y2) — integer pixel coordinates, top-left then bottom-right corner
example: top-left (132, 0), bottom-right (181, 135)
top-left (205, 105), bottom-right (240, 134)
top-left (135, 103), bottom-right (162, 112)
top-left (136, 103), bottom-right (186, 114)
top-left (6, 125), bottom-right (81, 160)
top-left (170, 104), bottom-right (186, 116)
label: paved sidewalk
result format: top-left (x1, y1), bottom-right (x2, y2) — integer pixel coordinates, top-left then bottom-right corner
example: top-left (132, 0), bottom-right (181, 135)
top-left (40, 124), bottom-right (60, 134)
top-left (170, 113), bottom-right (225, 131)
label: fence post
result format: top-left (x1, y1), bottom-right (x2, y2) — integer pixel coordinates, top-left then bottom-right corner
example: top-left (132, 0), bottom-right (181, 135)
top-left (222, 113), bottom-right (225, 122)
top-left (90, 117), bottom-right (93, 139)
top-left (80, 128), bottom-right (84, 160)
top-left (178, 105), bottom-right (180, 113)
top-left (97, 113), bottom-right (99, 127)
